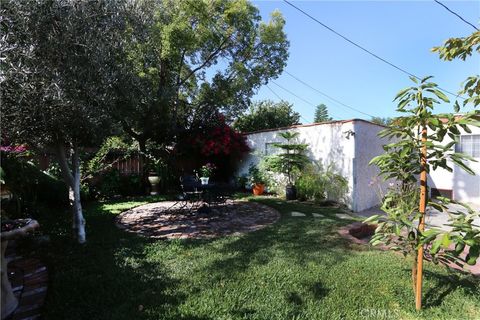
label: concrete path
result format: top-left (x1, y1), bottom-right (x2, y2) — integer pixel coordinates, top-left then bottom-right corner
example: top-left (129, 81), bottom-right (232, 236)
top-left (356, 203), bottom-right (480, 231)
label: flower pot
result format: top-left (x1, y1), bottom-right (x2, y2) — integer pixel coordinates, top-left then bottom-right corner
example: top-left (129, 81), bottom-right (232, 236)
top-left (200, 177), bottom-right (209, 185)
top-left (252, 183), bottom-right (265, 196)
top-left (285, 185), bottom-right (297, 200)
top-left (148, 175), bottom-right (160, 195)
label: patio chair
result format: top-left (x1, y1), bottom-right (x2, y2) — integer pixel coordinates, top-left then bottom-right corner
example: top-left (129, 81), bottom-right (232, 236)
top-left (168, 175), bottom-right (203, 213)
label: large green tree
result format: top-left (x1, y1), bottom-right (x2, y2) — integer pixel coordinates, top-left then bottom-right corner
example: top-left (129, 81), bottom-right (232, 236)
top-left (313, 103), bottom-right (332, 123)
top-left (1, 0), bottom-right (124, 243)
top-left (116, 0), bottom-right (289, 154)
top-left (233, 100), bottom-right (300, 132)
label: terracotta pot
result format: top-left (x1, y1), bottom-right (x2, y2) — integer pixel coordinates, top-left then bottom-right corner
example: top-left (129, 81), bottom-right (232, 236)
top-left (252, 183), bottom-right (265, 196)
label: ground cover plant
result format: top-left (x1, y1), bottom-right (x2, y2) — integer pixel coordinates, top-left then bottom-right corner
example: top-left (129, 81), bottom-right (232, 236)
top-left (33, 196), bottom-right (480, 320)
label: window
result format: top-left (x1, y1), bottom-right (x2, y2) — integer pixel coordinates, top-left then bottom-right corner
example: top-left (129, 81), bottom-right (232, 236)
top-left (265, 142), bottom-right (281, 156)
top-left (455, 134), bottom-right (480, 158)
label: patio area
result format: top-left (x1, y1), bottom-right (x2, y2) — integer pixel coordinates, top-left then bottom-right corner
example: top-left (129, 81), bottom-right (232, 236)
top-left (116, 200), bottom-right (280, 239)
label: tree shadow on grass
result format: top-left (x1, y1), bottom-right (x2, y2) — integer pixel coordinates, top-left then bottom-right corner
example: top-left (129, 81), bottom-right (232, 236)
top-left (37, 202), bottom-right (194, 320)
top-left (202, 198), bottom-right (354, 282)
top-left (422, 270), bottom-right (480, 308)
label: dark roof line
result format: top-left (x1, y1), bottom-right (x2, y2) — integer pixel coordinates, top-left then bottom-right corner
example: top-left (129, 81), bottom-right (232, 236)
top-left (242, 118), bottom-right (387, 135)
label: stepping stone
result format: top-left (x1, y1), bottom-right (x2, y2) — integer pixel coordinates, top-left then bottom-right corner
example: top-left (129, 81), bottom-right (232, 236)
top-left (276, 201), bottom-right (283, 204)
top-left (312, 213), bottom-right (325, 218)
top-left (335, 213), bottom-right (352, 220)
top-left (291, 211), bottom-right (306, 217)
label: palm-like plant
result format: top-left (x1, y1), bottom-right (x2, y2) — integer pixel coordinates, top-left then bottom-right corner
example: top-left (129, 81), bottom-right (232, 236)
top-left (264, 131), bottom-right (310, 198)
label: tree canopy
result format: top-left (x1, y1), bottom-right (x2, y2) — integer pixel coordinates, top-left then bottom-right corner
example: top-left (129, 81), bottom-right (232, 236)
top-left (233, 100), bottom-right (300, 132)
top-left (1, 0), bottom-right (125, 242)
top-left (370, 117), bottom-right (393, 126)
top-left (115, 0), bottom-right (290, 151)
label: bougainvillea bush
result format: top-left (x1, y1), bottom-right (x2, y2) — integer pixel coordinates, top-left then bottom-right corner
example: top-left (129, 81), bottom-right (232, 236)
top-left (176, 115), bottom-right (250, 180)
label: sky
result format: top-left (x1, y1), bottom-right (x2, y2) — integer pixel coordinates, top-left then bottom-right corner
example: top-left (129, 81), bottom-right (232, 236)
top-left (251, 0), bottom-right (480, 123)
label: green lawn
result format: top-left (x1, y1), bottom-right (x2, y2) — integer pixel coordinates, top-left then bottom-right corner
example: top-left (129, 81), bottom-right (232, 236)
top-left (34, 196), bottom-right (479, 320)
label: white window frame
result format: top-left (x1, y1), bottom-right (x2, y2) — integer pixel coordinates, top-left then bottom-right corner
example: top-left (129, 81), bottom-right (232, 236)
top-left (455, 134), bottom-right (480, 158)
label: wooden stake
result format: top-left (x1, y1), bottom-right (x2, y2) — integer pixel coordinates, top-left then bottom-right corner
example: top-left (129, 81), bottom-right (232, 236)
top-left (415, 125), bottom-right (428, 310)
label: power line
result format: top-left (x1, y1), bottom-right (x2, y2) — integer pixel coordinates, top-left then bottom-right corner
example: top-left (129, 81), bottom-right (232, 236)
top-left (265, 84), bottom-right (283, 100)
top-left (267, 81), bottom-right (310, 123)
top-left (434, 0), bottom-right (479, 31)
top-left (283, 0), bottom-right (465, 100)
top-left (284, 71), bottom-right (375, 118)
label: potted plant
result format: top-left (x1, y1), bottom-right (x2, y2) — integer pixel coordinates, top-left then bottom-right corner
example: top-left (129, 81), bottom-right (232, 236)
top-left (146, 158), bottom-right (164, 195)
top-left (248, 164), bottom-right (265, 195)
top-left (264, 131), bottom-right (309, 200)
top-left (199, 163), bottom-right (216, 185)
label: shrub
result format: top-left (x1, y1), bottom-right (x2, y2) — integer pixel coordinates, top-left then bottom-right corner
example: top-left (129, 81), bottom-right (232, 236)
top-left (91, 169), bottom-right (143, 199)
top-left (1, 154), bottom-right (68, 218)
top-left (296, 163), bottom-right (326, 202)
top-left (296, 162), bottom-right (348, 204)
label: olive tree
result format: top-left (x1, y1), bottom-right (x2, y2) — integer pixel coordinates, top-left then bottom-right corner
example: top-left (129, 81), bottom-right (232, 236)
top-left (1, 0), bottom-right (124, 243)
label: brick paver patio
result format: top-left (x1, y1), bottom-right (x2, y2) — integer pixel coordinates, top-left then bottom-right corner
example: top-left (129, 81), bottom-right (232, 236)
top-left (116, 200), bottom-right (280, 239)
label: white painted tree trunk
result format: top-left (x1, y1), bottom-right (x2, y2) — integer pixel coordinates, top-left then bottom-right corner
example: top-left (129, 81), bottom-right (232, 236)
top-left (71, 149), bottom-right (86, 243)
top-left (56, 143), bottom-right (87, 243)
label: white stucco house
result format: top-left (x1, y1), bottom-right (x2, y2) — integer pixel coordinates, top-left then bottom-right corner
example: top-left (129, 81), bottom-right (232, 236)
top-left (237, 119), bottom-right (390, 212)
top-left (429, 124), bottom-right (480, 206)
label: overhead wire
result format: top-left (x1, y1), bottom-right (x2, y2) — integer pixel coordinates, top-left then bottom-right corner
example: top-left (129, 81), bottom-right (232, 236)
top-left (267, 83), bottom-right (314, 123)
top-left (283, 0), bottom-right (465, 100)
top-left (284, 71), bottom-right (375, 118)
top-left (434, 0), bottom-right (479, 31)
top-left (265, 84), bottom-right (283, 100)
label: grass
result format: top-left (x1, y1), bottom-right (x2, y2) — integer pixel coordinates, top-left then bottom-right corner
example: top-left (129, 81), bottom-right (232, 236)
top-left (30, 195), bottom-right (479, 320)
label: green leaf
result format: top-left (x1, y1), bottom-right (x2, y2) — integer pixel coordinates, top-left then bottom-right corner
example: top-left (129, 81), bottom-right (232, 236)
top-left (441, 233), bottom-right (451, 248)
top-left (454, 101), bottom-right (460, 113)
top-left (432, 89), bottom-right (450, 103)
top-left (363, 215), bottom-right (382, 224)
top-left (455, 242), bottom-right (465, 254)
top-left (430, 237), bottom-right (442, 254)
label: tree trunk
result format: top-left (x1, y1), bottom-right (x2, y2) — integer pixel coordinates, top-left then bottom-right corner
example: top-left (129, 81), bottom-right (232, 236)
top-left (71, 147), bottom-right (86, 243)
top-left (55, 143), bottom-right (87, 244)
top-left (415, 125), bottom-right (428, 310)
top-left (137, 137), bottom-right (150, 193)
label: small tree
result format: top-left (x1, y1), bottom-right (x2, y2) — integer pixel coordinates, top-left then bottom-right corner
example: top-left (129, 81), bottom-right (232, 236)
top-left (313, 104), bottom-right (332, 123)
top-left (367, 76), bottom-right (480, 310)
top-left (264, 131), bottom-right (309, 199)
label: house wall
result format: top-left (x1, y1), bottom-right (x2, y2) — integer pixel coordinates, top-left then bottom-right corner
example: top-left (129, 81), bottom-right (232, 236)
top-left (238, 120), bottom-right (388, 212)
top-left (429, 126), bottom-right (480, 205)
top-left (352, 121), bottom-right (390, 212)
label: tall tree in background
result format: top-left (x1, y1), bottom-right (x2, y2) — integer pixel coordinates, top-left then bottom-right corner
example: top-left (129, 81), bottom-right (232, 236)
top-left (233, 100), bottom-right (300, 132)
top-left (313, 104), bottom-right (332, 123)
top-left (1, 0), bottom-right (123, 243)
top-left (116, 0), bottom-right (289, 156)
